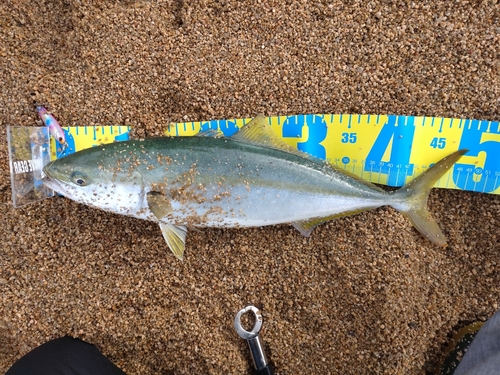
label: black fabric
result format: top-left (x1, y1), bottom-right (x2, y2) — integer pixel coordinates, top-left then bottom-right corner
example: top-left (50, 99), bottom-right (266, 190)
top-left (454, 310), bottom-right (500, 375)
top-left (6, 336), bottom-right (126, 375)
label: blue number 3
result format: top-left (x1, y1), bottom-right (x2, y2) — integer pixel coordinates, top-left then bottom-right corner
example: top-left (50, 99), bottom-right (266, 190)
top-left (282, 115), bottom-right (327, 159)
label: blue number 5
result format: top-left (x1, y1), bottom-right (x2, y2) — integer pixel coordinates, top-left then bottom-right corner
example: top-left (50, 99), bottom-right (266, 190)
top-left (453, 120), bottom-right (500, 193)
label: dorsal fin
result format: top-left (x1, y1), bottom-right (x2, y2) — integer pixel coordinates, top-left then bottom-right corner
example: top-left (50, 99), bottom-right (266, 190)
top-left (232, 115), bottom-right (318, 160)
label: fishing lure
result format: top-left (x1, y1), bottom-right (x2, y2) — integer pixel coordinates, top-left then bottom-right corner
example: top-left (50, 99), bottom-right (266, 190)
top-left (36, 105), bottom-right (67, 155)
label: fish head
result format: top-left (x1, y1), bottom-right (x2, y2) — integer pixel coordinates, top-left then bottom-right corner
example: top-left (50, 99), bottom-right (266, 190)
top-left (42, 158), bottom-right (95, 197)
top-left (42, 146), bottom-right (146, 217)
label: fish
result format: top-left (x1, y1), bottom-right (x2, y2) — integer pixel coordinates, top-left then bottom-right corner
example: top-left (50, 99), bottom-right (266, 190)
top-left (36, 105), bottom-right (68, 154)
top-left (41, 115), bottom-right (467, 260)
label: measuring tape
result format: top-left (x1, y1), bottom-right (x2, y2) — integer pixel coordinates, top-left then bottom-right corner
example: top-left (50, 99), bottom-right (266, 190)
top-left (51, 115), bottom-right (499, 195)
top-left (47, 125), bottom-right (131, 159)
top-left (165, 114), bottom-right (500, 195)
top-left (8, 114), bottom-right (499, 208)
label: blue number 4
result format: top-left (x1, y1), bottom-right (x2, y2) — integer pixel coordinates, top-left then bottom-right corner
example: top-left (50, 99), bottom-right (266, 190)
top-left (364, 116), bottom-right (415, 186)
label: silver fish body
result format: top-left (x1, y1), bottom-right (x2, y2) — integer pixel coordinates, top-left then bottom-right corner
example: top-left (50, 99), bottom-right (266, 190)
top-left (42, 116), bottom-right (467, 259)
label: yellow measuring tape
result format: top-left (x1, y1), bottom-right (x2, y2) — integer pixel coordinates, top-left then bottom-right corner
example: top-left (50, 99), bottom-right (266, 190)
top-left (51, 114), bottom-right (500, 195)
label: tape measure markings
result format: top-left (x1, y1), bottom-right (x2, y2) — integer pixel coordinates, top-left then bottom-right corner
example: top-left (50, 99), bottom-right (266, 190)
top-left (47, 115), bottom-right (499, 195)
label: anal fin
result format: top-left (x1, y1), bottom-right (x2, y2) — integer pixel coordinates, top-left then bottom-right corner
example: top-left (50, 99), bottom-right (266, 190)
top-left (292, 208), bottom-right (373, 237)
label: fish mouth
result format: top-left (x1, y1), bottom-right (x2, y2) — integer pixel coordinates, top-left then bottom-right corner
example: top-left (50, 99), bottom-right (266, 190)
top-left (41, 174), bottom-right (62, 192)
top-left (41, 165), bottom-right (64, 193)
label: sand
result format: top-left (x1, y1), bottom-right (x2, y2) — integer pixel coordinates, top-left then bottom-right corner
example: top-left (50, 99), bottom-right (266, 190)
top-left (0, 1), bottom-right (499, 374)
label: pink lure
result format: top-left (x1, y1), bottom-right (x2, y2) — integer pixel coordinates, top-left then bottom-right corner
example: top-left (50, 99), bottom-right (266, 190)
top-left (36, 106), bottom-right (67, 152)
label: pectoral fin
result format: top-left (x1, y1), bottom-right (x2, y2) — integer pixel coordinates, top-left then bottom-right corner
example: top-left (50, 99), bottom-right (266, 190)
top-left (147, 191), bottom-right (173, 218)
top-left (159, 223), bottom-right (188, 260)
top-left (147, 191), bottom-right (187, 260)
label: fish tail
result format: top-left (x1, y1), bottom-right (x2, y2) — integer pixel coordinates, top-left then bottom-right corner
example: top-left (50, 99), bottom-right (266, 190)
top-left (393, 149), bottom-right (467, 246)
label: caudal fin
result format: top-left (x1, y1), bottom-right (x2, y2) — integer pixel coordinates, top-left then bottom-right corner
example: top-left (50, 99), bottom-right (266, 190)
top-left (395, 149), bottom-right (468, 246)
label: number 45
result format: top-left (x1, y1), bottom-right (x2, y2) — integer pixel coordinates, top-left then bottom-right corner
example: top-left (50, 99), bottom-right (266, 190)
top-left (430, 137), bottom-right (446, 149)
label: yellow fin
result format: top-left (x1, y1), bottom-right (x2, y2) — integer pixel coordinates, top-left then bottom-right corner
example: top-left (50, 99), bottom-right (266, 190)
top-left (159, 223), bottom-right (187, 260)
top-left (401, 209), bottom-right (446, 247)
top-left (232, 115), bottom-right (312, 159)
top-left (196, 128), bottom-right (224, 138)
top-left (147, 192), bottom-right (187, 260)
top-left (395, 149), bottom-right (468, 246)
top-left (292, 208), bottom-right (372, 237)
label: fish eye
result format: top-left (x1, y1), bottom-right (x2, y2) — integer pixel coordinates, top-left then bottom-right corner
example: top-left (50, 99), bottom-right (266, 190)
top-left (71, 171), bottom-right (88, 186)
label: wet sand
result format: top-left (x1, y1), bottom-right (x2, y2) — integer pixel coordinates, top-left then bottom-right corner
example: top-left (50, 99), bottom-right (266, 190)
top-left (1, 1), bottom-right (499, 374)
